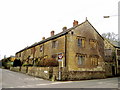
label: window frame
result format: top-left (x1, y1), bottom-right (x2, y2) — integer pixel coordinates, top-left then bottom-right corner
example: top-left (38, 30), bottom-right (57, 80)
top-left (89, 39), bottom-right (97, 49)
top-left (77, 36), bottom-right (85, 48)
top-left (40, 45), bottom-right (43, 52)
top-left (78, 55), bottom-right (85, 66)
top-left (52, 40), bottom-right (58, 48)
top-left (90, 55), bottom-right (99, 66)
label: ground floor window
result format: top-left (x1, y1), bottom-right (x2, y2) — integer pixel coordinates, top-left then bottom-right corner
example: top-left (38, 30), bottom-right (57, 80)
top-left (90, 57), bottom-right (98, 66)
top-left (118, 60), bottom-right (120, 65)
top-left (78, 55), bottom-right (85, 66)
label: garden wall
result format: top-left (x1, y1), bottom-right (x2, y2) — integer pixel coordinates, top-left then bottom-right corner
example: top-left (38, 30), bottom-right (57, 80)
top-left (10, 66), bottom-right (105, 81)
top-left (10, 67), bottom-right (20, 72)
top-left (27, 67), bottom-right (53, 80)
top-left (20, 67), bottom-right (28, 74)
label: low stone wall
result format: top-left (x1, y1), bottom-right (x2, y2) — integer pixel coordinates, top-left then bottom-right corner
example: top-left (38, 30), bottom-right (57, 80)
top-left (9, 66), bottom-right (106, 81)
top-left (53, 67), bottom-right (105, 81)
top-left (10, 67), bottom-right (20, 72)
top-left (66, 71), bottom-right (105, 80)
top-left (105, 64), bottom-right (113, 77)
top-left (27, 67), bottom-right (53, 80)
top-left (117, 67), bottom-right (120, 76)
top-left (20, 67), bottom-right (28, 74)
top-left (53, 67), bottom-right (68, 80)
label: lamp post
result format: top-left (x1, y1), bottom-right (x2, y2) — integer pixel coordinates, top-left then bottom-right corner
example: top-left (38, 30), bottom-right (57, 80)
top-left (103, 15), bottom-right (118, 18)
top-left (103, 15), bottom-right (120, 46)
top-left (103, 14), bottom-right (120, 76)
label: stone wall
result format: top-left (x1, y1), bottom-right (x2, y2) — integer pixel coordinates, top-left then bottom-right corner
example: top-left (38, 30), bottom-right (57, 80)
top-left (10, 66), bottom-right (106, 81)
top-left (105, 64), bottom-right (113, 77)
top-left (66, 21), bottom-right (105, 72)
top-left (118, 66), bottom-right (120, 76)
top-left (27, 67), bottom-right (53, 80)
top-left (67, 71), bottom-right (105, 80)
top-left (10, 67), bottom-right (20, 72)
top-left (53, 67), bottom-right (105, 81)
top-left (20, 67), bottom-right (28, 74)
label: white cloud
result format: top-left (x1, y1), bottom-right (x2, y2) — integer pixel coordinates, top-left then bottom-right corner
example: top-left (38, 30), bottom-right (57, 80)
top-left (0, 0), bottom-right (119, 59)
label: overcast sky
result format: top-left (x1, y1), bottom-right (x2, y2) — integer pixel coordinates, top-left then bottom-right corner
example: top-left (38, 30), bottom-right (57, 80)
top-left (0, 0), bottom-right (119, 59)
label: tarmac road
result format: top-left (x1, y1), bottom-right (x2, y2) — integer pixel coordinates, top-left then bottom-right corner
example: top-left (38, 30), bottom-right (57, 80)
top-left (1, 68), bottom-right (119, 88)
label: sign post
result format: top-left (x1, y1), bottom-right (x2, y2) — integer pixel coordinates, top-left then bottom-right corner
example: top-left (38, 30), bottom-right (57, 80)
top-left (58, 53), bottom-right (63, 80)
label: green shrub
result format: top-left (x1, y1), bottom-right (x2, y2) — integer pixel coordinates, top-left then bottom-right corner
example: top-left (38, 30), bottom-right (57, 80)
top-left (22, 63), bottom-right (33, 66)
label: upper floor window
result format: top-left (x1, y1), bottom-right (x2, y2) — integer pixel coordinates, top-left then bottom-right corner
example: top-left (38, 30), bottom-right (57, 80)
top-left (19, 53), bottom-right (21, 57)
top-left (77, 37), bottom-right (85, 48)
top-left (89, 39), bottom-right (97, 49)
top-left (117, 50), bottom-right (120, 56)
top-left (31, 47), bottom-right (36, 54)
top-left (52, 41), bottom-right (58, 48)
top-left (104, 49), bottom-right (112, 56)
top-left (40, 46), bottom-right (43, 52)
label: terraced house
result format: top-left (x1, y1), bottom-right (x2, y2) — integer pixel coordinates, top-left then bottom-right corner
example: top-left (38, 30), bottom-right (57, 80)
top-left (16, 19), bottom-right (106, 80)
top-left (104, 39), bottom-right (120, 77)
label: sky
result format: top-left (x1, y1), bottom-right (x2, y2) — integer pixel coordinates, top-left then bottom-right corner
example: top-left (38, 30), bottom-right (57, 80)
top-left (0, 0), bottom-right (119, 59)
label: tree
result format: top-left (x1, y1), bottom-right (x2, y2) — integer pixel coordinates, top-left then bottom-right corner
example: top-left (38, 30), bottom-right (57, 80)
top-left (13, 59), bottom-right (22, 67)
top-left (102, 32), bottom-right (118, 41)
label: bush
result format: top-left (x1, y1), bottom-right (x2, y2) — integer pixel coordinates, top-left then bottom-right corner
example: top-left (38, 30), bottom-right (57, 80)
top-left (1, 59), bottom-right (13, 69)
top-left (13, 59), bottom-right (22, 67)
top-left (22, 63), bottom-right (33, 66)
top-left (39, 58), bottom-right (58, 67)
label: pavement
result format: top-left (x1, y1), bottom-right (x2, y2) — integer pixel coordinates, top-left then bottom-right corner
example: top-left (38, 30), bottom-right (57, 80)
top-left (1, 68), bottom-right (120, 88)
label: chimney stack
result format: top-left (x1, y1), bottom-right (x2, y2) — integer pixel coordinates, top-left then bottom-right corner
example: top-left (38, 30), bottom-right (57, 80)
top-left (51, 30), bottom-right (55, 36)
top-left (42, 37), bottom-right (45, 40)
top-left (62, 26), bottom-right (67, 31)
top-left (73, 20), bottom-right (78, 27)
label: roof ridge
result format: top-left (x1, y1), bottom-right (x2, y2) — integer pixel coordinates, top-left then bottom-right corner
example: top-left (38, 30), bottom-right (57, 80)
top-left (15, 20), bottom-right (90, 54)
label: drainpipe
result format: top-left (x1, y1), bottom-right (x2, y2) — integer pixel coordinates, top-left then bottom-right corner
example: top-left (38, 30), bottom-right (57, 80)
top-left (58, 34), bottom-right (67, 80)
top-left (65, 34), bottom-right (67, 67)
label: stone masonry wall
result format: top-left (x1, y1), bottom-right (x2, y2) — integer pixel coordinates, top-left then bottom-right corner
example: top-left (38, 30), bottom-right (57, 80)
top-left (20, 67), bottom-right (28, 74)
top-left (10, 67), bottom-right (20, 72)
top-left (53, 67), bottom-right (105, 81)
top-left (27, 67), bottom-right (53, 80)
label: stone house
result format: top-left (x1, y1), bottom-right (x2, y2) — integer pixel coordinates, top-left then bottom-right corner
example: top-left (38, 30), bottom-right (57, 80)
top-left (104, 38), bottom-right (120, 77)
top-left (116, 46), bottom-right (120, 75)
top-left (16, 19), bottom-right (106, 80)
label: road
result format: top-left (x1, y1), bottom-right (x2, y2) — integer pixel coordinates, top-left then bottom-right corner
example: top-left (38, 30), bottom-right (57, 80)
top-left (1, 68), bottom-right (120, 88)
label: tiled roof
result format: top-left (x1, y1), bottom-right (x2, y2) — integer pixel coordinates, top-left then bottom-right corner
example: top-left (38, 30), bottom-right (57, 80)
top-left (16, 20), bottom-right (104, 54)
top-left (105, 38), bottom-right (120, 48)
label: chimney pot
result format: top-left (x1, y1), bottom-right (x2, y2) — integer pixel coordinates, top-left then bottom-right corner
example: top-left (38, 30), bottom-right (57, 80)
top-left (51, 30), bottom-right (55, 36)
top-left (73, 20), bottom-right (78, 27)
top-left (62, 26), bottom-right (67, 31)
top-left (42, 37), bottom-right (45, 40)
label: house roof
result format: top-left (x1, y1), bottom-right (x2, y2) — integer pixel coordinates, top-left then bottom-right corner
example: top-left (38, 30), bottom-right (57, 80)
top-left (104, 38), bottom-right (120, 48)
top-left (16, 19), bottom-right (104, 54)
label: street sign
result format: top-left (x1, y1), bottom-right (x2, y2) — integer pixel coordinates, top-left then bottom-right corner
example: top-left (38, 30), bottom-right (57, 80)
top-left (58, 59), bottom-right (62, 62)
top-left (58, 53), bottom-right (63, 59)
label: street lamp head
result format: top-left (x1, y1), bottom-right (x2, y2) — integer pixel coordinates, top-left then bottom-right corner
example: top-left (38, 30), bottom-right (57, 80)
top-left (103, 16), bottom-right (110, 18)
